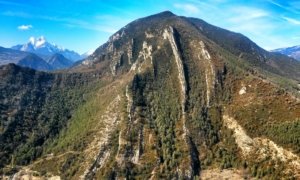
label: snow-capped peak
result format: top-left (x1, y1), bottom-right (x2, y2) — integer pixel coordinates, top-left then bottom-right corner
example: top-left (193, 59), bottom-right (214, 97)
top-left (29, 37), bottom-right (36, 45)
top-left (11, 36), bottom-right (83, 61)
top-left (27, 36), bottom-right (47, 48)
top-left (35, 36), bottom-right (46, 48)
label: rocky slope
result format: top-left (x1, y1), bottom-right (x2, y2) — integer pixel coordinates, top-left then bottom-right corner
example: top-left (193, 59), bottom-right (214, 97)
top-left (1, 11), bottom-right (300, 179)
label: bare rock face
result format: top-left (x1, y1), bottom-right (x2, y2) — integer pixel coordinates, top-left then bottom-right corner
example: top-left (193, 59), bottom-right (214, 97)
top-left (1, 11), bottom-right (300, 179)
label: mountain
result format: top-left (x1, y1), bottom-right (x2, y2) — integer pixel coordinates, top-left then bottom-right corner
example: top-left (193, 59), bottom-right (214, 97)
top-left (0, 46), bottom-right (72, 71)
top-left (0, 46), bottom-right (28, 65)
top-left (272, 45), bottom-right (300, 61)
top-left (1, 11), bottom-right (300, 179)
top-left (0, 46), bottom-right (51, 71)
top-left (18, 54), bottom-right (52, 71)
top-left (11, 36), bottom-right (82, 61)
top-left (81, 49), bottom-right (95, 59)
top-left (46, 53), bottom-right (74, 70)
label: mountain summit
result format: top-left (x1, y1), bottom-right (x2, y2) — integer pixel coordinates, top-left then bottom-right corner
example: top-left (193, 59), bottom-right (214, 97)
top-left (28, 36), bottom-right (48, 49)
top-left (1, 11), bottom-right (300, 179)
top-left (11, 36), bottom-right (82, 61)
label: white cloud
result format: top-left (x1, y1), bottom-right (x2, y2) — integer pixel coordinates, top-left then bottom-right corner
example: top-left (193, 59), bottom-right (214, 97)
top-left (174, 3), bottom-right (199, 15)
top-left (282, 17), bottom-right (300, 25)
top-left (17, 24), bottom-right (32, 30)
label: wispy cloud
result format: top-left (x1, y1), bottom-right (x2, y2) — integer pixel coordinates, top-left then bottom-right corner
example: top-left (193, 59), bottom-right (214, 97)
top-left (268, 0), bottom-right (285, 9)
top-left (17, 24), bottom-right (32, 31)
top-left (3, 11), bottom-right (32, 18)
top-left (64, 23), bottom-right (117, 33)
top-left (62, 15), bottom-right (124, 33)
top-left (282, 17), bottom-right (300, 25)
top-left (227, 6), bottom-right (273, 36)
top-left (268, 0), bottom-right (300, 14)
top-left (289, 1), bottom-right (300, 10)
top-left (228, 7), bottom-right (269, 23)
top-left (208, 0), bottom-right (227, 3)
top-left (0, 0), bottom-right (25, 7)
top-left (174, 3), bottom-right (199, 15)
top-left (3, 10), bottom-right (120, 33)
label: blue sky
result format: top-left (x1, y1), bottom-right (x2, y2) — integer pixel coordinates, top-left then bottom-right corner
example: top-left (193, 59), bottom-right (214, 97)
top-left (0, 0), bottom-right (299, 54)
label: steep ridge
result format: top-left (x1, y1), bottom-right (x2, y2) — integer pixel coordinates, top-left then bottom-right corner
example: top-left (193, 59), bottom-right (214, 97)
top-left (187, 17), bottom-right (300, 82)
top-left (199, 41), bottom-right (215, 106)
top-left (163, 27), bottom-right (188, 136)
top-left (83, 95), bottom-right (122, 179)
top-left (1, 11), bottom-right (300, 179)
top-left (223, 115), bottom-right (300, 176)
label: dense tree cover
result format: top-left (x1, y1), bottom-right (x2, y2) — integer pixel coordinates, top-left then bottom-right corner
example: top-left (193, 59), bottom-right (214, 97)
top-left (0, 64), bottom-right (101, 172)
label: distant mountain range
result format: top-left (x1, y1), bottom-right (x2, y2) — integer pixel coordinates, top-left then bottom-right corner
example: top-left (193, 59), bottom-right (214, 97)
top-left (0, 47), bottom-right (51, 71)
top-left (272, 45), bottom-right (300, 61)
top-left (0, 37), bottom-right (94, 70)
top-left (11, 36), bottom-right (83, 61)
top-left (0, 46), bottom-right (74, 71)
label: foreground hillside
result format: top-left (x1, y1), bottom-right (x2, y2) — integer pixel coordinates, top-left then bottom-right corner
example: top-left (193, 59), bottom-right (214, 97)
top-left (1, 11), bottom-right (300, 179)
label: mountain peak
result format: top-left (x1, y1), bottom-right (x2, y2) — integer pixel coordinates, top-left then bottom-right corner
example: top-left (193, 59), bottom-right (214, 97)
top-left (156, 10), bottom-right (175, 17)
top-left (35, 36), bottom-right (47, 48)
top-left (143, 10), bottom-right (176, 20)
top-left (28, 36), bottom-right (47, 48)
top-left (11, 37), bottom-right (82, 61)
top-left (46, 53), bottom-right (73, 69)
top-left (29, 37), bottom-right (36, 45)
